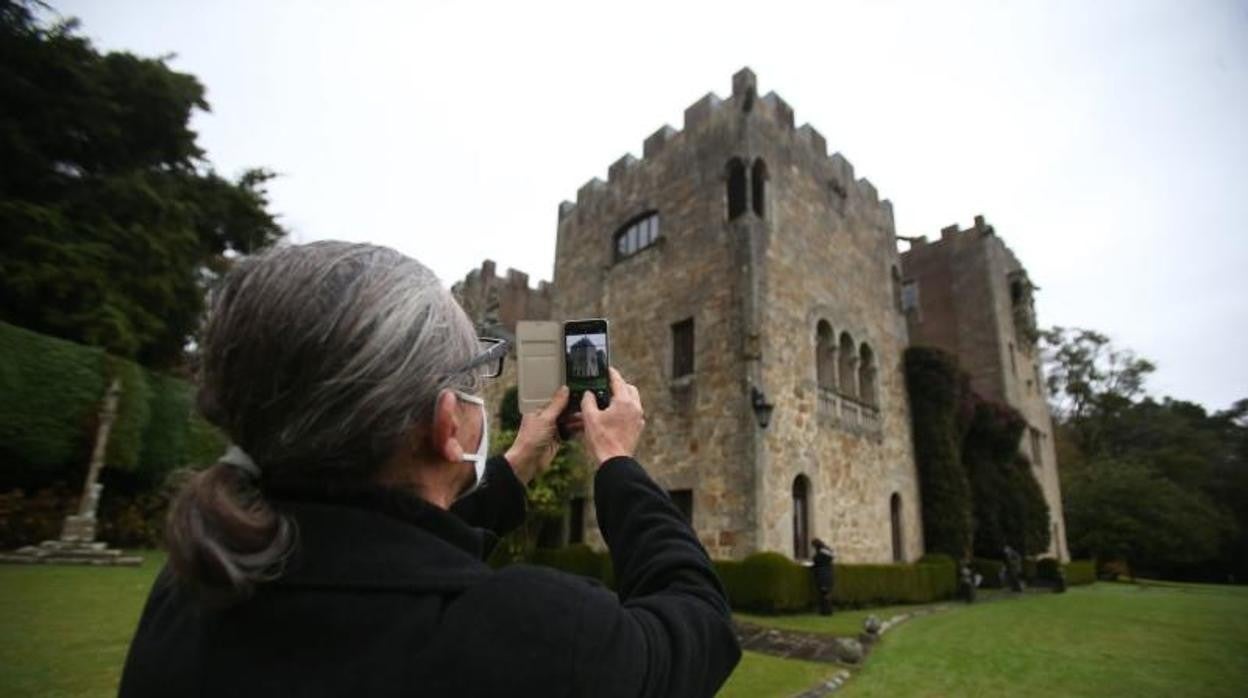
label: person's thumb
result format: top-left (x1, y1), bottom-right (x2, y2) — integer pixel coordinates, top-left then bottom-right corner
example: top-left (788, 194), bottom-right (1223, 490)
top-left (581, 390), bottom-right (599, 418)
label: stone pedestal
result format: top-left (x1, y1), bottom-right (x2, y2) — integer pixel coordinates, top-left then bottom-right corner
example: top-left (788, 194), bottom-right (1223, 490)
top-left (0, 486), bottom-right (143, 567)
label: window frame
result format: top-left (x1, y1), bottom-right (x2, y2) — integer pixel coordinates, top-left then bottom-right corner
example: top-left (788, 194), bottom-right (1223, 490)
top-left (613, 210), bottom-right (662, 263)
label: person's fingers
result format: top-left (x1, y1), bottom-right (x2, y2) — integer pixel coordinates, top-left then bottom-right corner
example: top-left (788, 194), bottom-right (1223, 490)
top-left (608, 367), bottom-right (629, 398)
top-left (541, 385), bottom-right (570, 419)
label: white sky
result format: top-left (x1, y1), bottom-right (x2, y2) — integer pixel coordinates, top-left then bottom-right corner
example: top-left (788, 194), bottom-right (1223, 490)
top-left (58, 0), bottom-right (1248, 411)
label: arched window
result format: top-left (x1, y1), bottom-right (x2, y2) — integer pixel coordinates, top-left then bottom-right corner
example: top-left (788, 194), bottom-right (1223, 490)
top-left (752, 159), bottom-right (768, 217)
top-left (890, 493), bottom-right (904, 562)
top-left (614, 211), bottom-right (660, 262)
top-left (792, 475), bottom-right (811, 559)
top-left (858, 343), bottom-right (877, 406)
top-left (838, 332), bottom-right (856, 397)
top-left (726, 158), bottom-right (747, 220)
top-left (815, 321), bottom-right (835, 390)
top-left (891, 266), bottom-right (902, 312)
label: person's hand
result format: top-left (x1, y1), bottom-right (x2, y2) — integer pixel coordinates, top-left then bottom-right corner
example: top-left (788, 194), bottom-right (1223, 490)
top-left (504, 386), bottom-right (570, 485)
top-left (579, 367), bottom-right (645, 466)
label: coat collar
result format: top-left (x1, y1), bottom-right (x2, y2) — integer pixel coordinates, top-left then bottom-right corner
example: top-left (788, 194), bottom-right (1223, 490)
top-left (266, 484), bottom-right (492, 593)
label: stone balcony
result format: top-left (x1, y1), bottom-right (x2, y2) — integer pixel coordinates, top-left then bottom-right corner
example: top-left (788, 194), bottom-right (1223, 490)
top-left (817, 386), bottom-right (882, 439)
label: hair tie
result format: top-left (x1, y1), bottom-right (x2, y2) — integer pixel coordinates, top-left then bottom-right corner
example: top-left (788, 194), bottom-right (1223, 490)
top-left (220, 445), bottom-right (261, 478)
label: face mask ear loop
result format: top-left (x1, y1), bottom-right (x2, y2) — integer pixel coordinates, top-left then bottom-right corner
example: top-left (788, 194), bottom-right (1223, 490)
top-left (453, 391), bottom-right (489, 500)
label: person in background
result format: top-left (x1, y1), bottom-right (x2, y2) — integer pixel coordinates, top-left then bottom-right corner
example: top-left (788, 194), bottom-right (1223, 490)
top-left (118, 241), bottom-right (740, 698)
top-left (811, 538), bottom-right (835, 615)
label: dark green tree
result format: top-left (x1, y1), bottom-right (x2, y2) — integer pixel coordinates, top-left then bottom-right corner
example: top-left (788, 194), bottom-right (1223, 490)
top-left (904, 347), bottom-right (974, 558)
top-left (0, 1), bottom-right (284, 368)
top-left (963, 398), bottom-right (1050, 557)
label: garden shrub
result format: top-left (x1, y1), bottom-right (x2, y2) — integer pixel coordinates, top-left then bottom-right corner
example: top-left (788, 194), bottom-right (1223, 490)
top-left (834, 560), bottom-right (957, 605)
top-left (530, 543), bottom-right (615, 586)
top-left (717, 552), bottom-right (815, 613)
top-left (1064, 559), bottom-right (1096, 585)
top-left (971, 558), bottom-right (1006, 588)
top-left (0, 486), bottom-right (78, 548)
top-left (104, 357), bottom-right (152, 472)
top-left (1036, 557), bottom-right (1061, 580)
top-left (0, 321), bottom-right (106, 481)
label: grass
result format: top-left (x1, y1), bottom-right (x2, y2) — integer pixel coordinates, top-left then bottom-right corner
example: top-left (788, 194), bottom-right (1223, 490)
top-left (717, 651), bottom-right (839, 697)
top-left (2, 556), bottom-right (1246, 698)
top-left (0, 551), bottom-right (164, 698)
top-left (839, 582), bottom-right (1248, 698)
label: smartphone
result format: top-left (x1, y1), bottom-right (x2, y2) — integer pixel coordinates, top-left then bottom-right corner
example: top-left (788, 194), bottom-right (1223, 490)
top-left (563, 318), bottom-right (611, 413)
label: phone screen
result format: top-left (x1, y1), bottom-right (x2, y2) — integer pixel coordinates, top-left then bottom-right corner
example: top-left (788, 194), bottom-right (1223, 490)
top-left (564, 319), bottom-right (610, 411)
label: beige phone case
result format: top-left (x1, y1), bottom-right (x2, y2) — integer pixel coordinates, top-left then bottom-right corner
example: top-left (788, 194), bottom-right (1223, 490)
top-left (516, 321), bottom-right (564, 414)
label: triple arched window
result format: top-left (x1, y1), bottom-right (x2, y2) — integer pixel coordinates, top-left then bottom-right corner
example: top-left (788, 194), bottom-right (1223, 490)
top-left (813, 321), bottom-right (879, 407)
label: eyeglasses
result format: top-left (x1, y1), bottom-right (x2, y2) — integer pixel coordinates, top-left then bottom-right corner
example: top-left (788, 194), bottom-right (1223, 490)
top-left (453, 337), bottom-right (509, 380)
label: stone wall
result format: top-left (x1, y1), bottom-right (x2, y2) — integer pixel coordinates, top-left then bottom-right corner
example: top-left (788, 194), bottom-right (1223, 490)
top-left (900, 220), bottom-right (1069, 560)
top-left (550, 68), bottom-right (923, 563)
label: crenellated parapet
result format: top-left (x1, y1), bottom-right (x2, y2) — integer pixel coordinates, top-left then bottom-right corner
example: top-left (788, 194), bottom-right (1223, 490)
top-left (557, 67), bottom-right (895, 232)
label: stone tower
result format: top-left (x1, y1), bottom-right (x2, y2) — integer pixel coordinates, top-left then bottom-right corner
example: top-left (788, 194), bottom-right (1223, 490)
top-left (551, 68), bottom-right (922, 563)
top-left (900, 216), bottom-right (1069, 561)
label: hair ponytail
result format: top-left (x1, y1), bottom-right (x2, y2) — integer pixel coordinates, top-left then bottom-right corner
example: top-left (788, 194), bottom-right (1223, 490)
top-left (165, 463), bottom-right (294, 603)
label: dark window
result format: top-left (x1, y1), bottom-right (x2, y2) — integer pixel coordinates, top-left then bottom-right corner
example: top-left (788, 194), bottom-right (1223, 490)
top-left (816, 321), bottom-right (835, 391)
top-left (614, 211), bottom-right (660, 262)
top-left (891, 266), bottom-right (902, 312)
top-left (890, 493), bottom-right (904, 562)
top-left (672, 318), bottom-right (695, 378)
top-left (752, 159), bottom-right (768, 217)
top-left (901, 280), bottom-right (919, 313)
top-left (792, 475), bottom-right (811, 559)
top-left (669, 489), bottom-right (693, 524)
top-left (568, 497), bottom-right (585, 544)
top-left (727, 158), bottom-right (747, 220)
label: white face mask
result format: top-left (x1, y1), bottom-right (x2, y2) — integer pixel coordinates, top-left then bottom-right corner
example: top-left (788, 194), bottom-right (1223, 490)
top-left (453, 391), bottom-right (489, 499)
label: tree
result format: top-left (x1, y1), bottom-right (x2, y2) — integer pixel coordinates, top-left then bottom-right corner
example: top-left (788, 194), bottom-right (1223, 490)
top-left (0, 1), bottom-right (284, 368)
top-left (904, 347), bottom-right (974, 558)
top-left (962, 398), bottom-right (1050, 557)
top-left (1044, 325), bottom-right (1246, 581)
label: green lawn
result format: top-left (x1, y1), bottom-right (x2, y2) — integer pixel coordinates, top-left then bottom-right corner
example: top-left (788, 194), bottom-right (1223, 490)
top-left (0, 551), bottom-right (163, 698)
top-left (717, 651), bottom-right (839, 697)
top-left (840, 582), bottom-right (1248, 698)
top-left (2, 555), bottom-right (1246, 698)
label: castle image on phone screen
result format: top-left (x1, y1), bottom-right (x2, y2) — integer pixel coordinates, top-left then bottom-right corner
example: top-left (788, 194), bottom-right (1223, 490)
top-left (565, 332), bottom-right (608, 395)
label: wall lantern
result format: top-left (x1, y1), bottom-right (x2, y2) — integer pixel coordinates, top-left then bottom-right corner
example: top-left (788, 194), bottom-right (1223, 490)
top-left (751, 386), bottom-right (775, 429)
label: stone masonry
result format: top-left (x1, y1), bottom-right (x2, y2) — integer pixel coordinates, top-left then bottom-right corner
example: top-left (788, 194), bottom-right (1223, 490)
top-left (900, 218), bottom-right (1069, 560)
top-left (453, 68), bottom-right (1066, 565)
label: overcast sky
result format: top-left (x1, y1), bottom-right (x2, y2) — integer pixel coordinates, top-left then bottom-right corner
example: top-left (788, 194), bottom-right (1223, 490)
top-left (58, 0), bottom-right (1247, 411)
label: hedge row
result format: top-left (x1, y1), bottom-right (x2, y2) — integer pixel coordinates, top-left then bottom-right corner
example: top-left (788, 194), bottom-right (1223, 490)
top-left (521, 547), bottom-right (959, 612)
top-left (0, 321), bottom-right (225, 487)
top-left (1064, 560), bottom-right (1096, 585)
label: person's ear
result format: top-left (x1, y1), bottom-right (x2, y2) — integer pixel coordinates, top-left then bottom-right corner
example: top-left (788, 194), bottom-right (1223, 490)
top-left (430, 389), bottom-right (465, 463)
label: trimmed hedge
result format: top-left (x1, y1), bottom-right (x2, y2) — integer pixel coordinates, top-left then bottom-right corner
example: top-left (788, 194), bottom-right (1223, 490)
top-left (0, 321), bottom-right (226, 489)
top-left (716, 553), bottom-right (814, 613)
top-left (104, 357), bottom-right (151, 472)
top-left (1064, 559), bottom-right (1096, 586)
top-left (530, 544), bottom-right (615, 588)
top-left (0, 321), bottom-right (106, 475)
top-left (971, 558), bottom-right (1006, 588)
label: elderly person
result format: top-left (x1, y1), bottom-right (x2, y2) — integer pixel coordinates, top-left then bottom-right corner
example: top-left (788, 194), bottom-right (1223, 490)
top-left (119, 242), bottom-right (740, 697)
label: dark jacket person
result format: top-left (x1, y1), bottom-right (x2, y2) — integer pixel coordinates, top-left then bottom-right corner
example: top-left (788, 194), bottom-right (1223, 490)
top-left (118, 242), bottom-right (741, 697)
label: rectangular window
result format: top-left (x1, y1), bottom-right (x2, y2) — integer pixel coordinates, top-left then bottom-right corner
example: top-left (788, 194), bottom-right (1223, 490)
top-left (568, 497), bottom-right (585, 544)
top-left (1030, 428), bottom-right (1043, 468)
top-left (671, 318), bottom-right (694, 378)
top-left (669, 489), bottom-right (693, 524)
top-left (901, 280), bottom-right (919, 313)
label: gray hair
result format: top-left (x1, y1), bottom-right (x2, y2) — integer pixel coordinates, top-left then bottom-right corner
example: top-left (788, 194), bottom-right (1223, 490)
top-left (166, 241), bottom-right (480, 600)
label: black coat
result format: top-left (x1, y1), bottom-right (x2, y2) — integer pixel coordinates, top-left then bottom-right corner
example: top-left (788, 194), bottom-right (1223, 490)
top-left (811, 547), bottom-right (834, 589)
top-left (119, 456), bottom-right (740, 697)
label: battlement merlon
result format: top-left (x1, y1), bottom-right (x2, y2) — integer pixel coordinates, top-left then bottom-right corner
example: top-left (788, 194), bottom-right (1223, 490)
top-left (557, 68), bottom-right (894, 224)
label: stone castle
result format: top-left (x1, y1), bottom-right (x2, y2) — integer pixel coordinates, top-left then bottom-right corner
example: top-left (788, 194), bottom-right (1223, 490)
top-left (453, 68), bottom-right (1068, 563)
